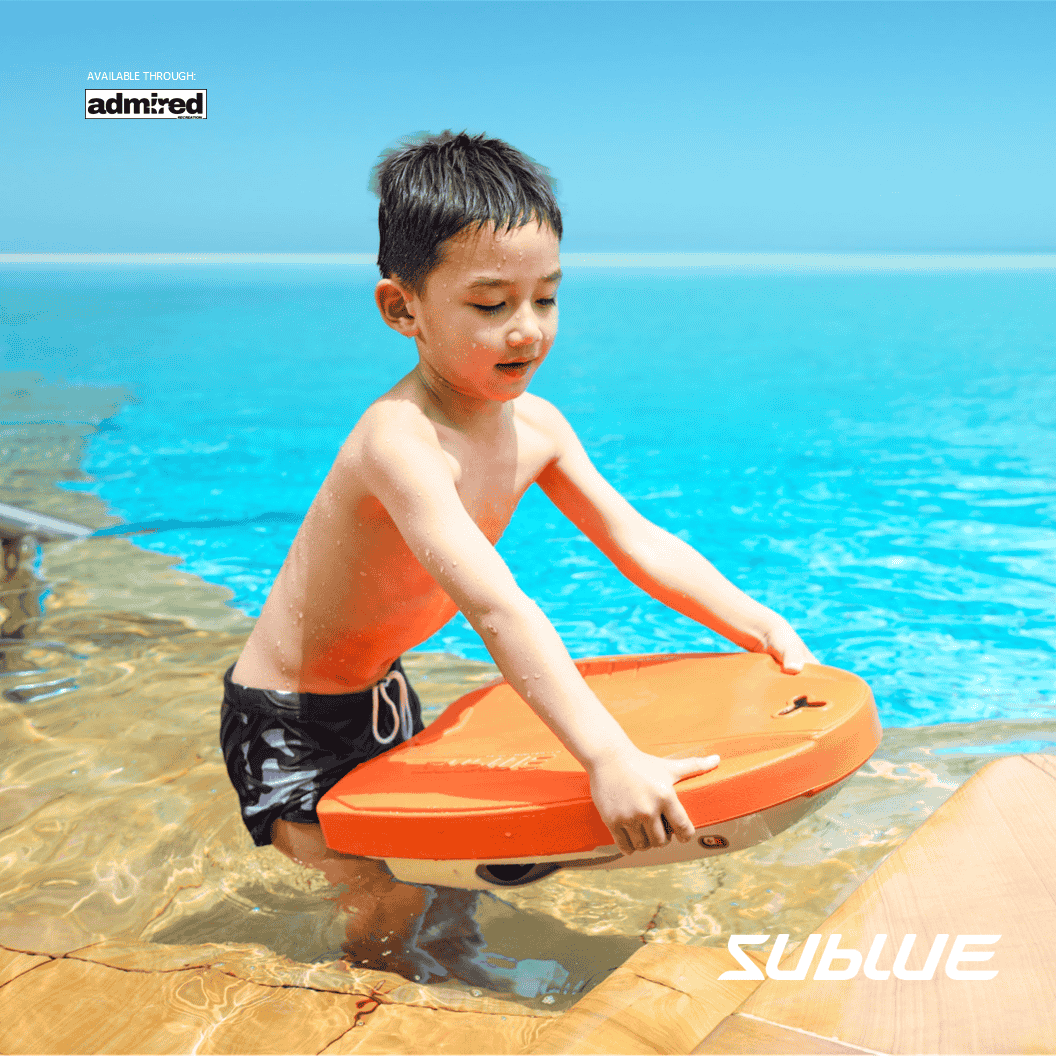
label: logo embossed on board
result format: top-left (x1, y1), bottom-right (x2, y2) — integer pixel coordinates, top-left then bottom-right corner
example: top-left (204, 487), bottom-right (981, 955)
top-left (408, 752), bottom-right (557, 772)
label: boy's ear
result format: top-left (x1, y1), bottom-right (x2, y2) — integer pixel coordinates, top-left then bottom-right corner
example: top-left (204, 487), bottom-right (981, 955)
top-left (375, 278), bottom-right (419, 337)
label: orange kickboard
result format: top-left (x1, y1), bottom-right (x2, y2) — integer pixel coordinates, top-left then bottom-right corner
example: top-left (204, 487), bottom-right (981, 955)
top-left (318, 652), bottom-right (881, 861)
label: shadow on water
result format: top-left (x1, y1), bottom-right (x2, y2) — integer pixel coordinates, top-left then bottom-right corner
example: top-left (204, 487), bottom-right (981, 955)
top-left (2, 372), bottom-right (1055, 1012)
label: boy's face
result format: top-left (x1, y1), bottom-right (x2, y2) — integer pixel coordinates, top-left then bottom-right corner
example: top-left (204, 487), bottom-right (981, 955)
top-left (395, 220), bottom-right (561, 405)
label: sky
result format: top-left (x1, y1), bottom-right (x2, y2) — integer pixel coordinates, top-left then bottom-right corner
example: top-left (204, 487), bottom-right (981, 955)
top-left (2, 0), bottom-right (1055, 254)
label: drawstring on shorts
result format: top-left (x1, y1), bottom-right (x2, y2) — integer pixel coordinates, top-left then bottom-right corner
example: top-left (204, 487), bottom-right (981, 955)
top-left (371, 668), bottom-right (414, 745)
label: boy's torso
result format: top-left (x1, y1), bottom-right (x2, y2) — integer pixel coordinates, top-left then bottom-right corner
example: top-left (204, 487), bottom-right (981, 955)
top-left (233, 377), bottom-right (563, 694)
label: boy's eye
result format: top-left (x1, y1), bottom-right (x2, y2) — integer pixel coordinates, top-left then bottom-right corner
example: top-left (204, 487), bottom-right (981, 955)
top-left (471, 297), bottom-right (556, 313)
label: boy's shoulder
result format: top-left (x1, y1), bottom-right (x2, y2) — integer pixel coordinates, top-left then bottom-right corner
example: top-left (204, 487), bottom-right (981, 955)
top-left (512, 392), bottom-right (587, 460)
top-left (517, 392), bottom-right (599, 452)
top-left (335, 377), bottom-right (439, 462)
top-left (510, 389), bottom-right (562, 423)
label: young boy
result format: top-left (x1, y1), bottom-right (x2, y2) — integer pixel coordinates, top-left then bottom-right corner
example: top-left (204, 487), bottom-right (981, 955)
top-left (221, 130), bottom-right (815, 980)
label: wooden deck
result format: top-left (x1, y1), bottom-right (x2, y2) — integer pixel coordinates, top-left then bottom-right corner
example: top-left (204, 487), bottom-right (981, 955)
top-left (1, 754), bottom-right (1053, 1054)
top-left (690, 752), bottom-right (1056, 1055)
top-left (534, 752), bottom-right (1056, 1055)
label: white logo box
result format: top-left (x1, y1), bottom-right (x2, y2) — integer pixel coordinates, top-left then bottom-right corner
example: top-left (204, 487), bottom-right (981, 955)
top-left (85, 89), bottom-right (207, 119)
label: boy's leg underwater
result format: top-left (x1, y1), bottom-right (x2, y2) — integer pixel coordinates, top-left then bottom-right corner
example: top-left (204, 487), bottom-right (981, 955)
top-left (270, 818), bottom-right (487, 985)
top-left (415, 886), bottom-right (490, 985)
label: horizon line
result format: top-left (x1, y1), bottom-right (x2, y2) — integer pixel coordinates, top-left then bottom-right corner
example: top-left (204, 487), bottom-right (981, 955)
top-left (3, 251), bottom-right (1056, 271)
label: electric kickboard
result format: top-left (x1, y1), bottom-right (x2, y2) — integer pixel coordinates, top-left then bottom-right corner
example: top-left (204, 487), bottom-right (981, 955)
top-left (318, 652), bottom-right (881, 889)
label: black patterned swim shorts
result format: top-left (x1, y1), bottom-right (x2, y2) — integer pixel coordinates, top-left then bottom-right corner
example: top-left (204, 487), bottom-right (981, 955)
top-left (219, 659), bottom-right (425, 846)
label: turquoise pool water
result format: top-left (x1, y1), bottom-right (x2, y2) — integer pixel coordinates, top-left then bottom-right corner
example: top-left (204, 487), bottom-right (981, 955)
top-left (3, 263), bottom-right (1054, 729)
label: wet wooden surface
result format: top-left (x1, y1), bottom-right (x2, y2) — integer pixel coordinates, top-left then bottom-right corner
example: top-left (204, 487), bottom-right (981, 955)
top-left (2, 755), bottom-right (1053, 1053)
top-left (0, 938), bottom-right (556, 1056)
top-left (692, 1014), bottom-right (879, 1055)
top-left (0, 947), bottom-right (50, 988)
top-left (526, 943), bottom-right (765, 1055)
top-left (695, 753), bottom-right (1056, 1055)
top-left (319, 1003), bottom-right (551, 1055)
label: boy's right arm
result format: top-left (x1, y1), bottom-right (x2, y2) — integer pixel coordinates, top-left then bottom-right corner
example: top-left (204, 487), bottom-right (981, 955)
top-left (357, 414), bottom-right (718, 855)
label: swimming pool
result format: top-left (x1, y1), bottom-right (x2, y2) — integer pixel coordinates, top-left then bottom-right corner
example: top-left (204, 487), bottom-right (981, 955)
top-left (6, 262), bottom-right (1054, 729)
top-left (4, 261), bottom-right (1056, 1003)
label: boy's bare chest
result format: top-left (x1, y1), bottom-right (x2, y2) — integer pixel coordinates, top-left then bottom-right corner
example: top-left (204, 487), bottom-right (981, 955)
top-left (441, 421), bottom-right (555, 542)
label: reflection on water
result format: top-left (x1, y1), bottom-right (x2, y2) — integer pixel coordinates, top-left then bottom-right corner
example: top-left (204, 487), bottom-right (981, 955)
top-left (2, 373), bottom-right (1053, 1010)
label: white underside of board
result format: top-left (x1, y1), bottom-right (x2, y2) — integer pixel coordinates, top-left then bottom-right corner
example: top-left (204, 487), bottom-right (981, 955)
top-left (382, 781), bottom-right (845, 889)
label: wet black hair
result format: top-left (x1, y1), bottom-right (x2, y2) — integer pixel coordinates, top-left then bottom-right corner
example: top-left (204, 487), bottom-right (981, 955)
top-left (371, 130), bottom-right (562, 292)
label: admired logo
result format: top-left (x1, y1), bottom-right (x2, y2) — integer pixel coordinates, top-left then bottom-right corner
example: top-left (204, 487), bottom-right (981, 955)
top-left (719, 933), bottom-right (999, 981)
top-left (85, 89), bottom-right (206, 119)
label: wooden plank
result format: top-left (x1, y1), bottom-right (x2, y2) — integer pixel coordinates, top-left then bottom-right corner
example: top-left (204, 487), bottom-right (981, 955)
top-left (0, 947), bottom-right (51, 989)
top-left (527, 944), bottom-right (765, 1055)
top-left (197, 987), bottom-right (375, 1056)
top-left (0, 956), bottom-right (374, 1055)
top-left (692, 1013), bottom-right (883, 1054)
top-left (1024, 752), bottom-right (1056, 780)
top-left (701, 755), bottom-right (1056, 1055)
top-left (320, 1004), bottom-right (551, 1055)
top-left (0, 913), bottom-right (97, 957)
top-left (68, 938), bottom-right (548, 1017)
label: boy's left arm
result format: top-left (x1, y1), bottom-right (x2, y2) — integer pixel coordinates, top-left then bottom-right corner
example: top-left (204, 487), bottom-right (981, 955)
top-left (532, 400), bottom-right (817, 673)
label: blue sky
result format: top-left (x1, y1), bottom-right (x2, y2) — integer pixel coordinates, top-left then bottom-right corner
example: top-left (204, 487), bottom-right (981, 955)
top-left (3, 1), bottom-right (1054, 253)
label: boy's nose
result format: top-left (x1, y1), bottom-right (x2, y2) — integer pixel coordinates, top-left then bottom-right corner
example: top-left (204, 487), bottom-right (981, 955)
top-left (506, 305), bottom-right (543, 346)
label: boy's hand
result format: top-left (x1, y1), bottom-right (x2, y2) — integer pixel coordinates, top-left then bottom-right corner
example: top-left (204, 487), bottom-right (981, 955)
top-left (587, 749), bottom-right (720, 855)
top-left (753, 614), bottom-right (818, 674)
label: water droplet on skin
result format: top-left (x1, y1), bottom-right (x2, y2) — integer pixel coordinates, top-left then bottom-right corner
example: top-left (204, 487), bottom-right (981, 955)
top-left (471, 989), bottom-right (482, 997)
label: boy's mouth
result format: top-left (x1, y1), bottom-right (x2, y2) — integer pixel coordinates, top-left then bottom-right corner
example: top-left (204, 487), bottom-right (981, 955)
top-left (495, 359), bottom-right (534, 375)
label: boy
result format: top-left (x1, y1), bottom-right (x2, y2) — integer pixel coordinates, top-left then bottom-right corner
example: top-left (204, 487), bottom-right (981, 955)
top-left (221, 131), bottom-right (815, 980)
